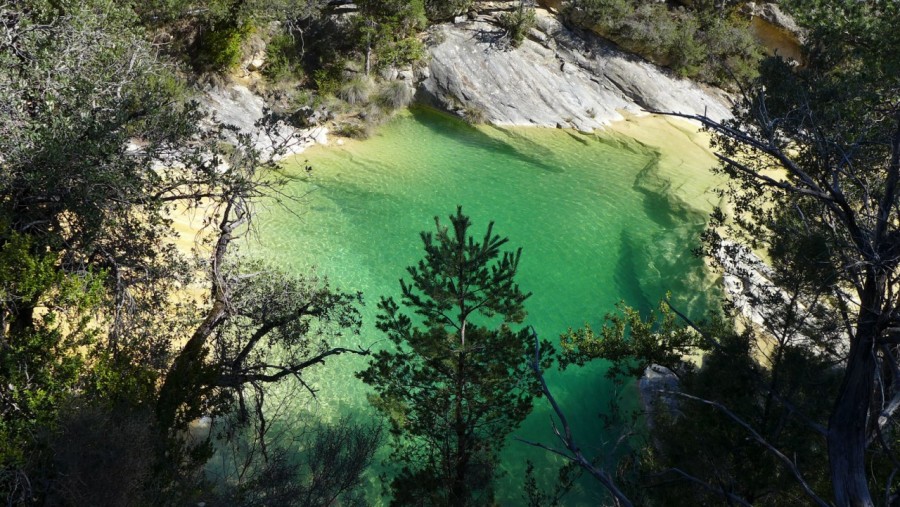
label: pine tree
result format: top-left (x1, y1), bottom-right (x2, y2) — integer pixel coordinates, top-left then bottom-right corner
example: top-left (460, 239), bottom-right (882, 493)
top-left (358, 207), bottom-right (552, 506)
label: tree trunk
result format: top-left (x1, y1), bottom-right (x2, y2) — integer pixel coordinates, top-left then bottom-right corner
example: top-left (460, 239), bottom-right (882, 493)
top-left (828, 300), bottom-right (878, 507)
top-left (452, 349), bottom-right (468, 506)
top-left (155, 299), bottom-right (227, 433)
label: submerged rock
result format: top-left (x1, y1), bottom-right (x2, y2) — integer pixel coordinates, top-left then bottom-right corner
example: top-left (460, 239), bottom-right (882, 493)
top-left (420, 9), bottom-right (732, 130)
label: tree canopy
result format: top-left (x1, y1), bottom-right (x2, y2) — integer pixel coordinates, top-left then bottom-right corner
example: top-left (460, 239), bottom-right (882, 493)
top-left (0, 1), bottom-right (376, 503)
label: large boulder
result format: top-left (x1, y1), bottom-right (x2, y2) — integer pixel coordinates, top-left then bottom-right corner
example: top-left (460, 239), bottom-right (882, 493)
top-left (746, 2), bottom-right (806, 64)
top-left (747, 2), bottom-right (803, 35)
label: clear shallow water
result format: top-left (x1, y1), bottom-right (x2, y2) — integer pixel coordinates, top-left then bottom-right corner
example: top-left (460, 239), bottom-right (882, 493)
top-left (250, 108), bottom-right (720, 504)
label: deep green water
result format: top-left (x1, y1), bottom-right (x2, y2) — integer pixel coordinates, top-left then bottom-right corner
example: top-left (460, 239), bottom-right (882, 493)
top-left (250, 108), bottom-right (720, 504)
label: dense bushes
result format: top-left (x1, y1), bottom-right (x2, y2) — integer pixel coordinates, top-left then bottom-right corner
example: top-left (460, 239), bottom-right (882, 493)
top-left (425, 0), bottom-right (473, 20)
top-left (566, 0), bottom-right (763, 87)
top-left (376, 80), bottom-right (414, 110)
top-left (498, 3), bottom-right (537, 48)
top-left (339, 77), bottom-right (373, 105)
top-left (192, 21), bottom-right (253, 72)
top-left (263, 32), bottom-right (306, 81)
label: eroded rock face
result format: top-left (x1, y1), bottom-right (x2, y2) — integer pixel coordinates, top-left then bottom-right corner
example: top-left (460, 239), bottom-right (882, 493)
top-left (200, 85), bottom-right (328, 161)
top-left (419, 10), bottom-right (732, 131)
top-left (746, 2), bottom-right (805, 64)
top-left (747, 2), bottom-right (803, 35)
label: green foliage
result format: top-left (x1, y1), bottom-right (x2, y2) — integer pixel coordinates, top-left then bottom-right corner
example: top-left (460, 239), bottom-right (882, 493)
top-left (560, 299), bottom-right (706, 378)
top-left (425, 0), bottom-right (472, 21)
top-left (630, 332), bottom-right (837, 505)
top-left (313, 66), bottom-right (344, 96)
top-left (359, 207), bottom-right (553, 505)
top-left (374, 34), bottom-right (426, 70)
top-left (358, 0), bottom-right (427, 32)
top-left (560, 300), bottom-right (838, 504)
top-left (565, 0), bottom-right (763, 87)
top-left (376, 80), bottom-right (414, 110)
top-left (193, 20), bottom-right (253, 72)
top-left (357, 0), bottom-right (428, 72)
top-left (339, 76), bottom-right (373, 105)
top-left (606, 3), bottom-right (900, 503)
top-left (263, 32), bottom-right (306, 81)
top-left (133, 0), bottom-right (327, 27)
top-left (498, 3), bottom-right (537, 48)
top-left (0, 230), bottom-right (106, 474)
top-left (2, 1), bottom-right (379, 503)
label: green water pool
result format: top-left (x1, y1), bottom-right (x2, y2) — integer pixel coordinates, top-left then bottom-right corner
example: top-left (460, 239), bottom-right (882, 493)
top-left (250, 107), bottom-right (722, 504)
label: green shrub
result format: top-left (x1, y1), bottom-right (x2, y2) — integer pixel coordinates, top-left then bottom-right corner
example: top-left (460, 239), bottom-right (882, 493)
top-left (498, 4), bottom-right (537, 48)
top-left (263, 32), bottom-right (305, 82)
top-left (462, 104), bottom-right (487, 125)
top-left (569, 0), bottom-right (634, 30)
top-left (667, 15), bottom-right (707, 77)
top-left (697, 14), bottom-right (762, 85)
top-left (376, 80), bottom-right (414, 110)
top-left (339, 77), bottom-right (373, 105)
top-left (373, 36), bottom-right (427, 71)
top-left (193, 21), bottom-right (253, 73)
top-left (313, 66), bottom-right (343, 96)
top-left (425, 0), bottom-right (473, 21)
top-left (356, 0), bottom-right (429, 71)
top-left (564, 0), bottom-right (763, 88)
top-left (334, 121), bottom-right (373, 139)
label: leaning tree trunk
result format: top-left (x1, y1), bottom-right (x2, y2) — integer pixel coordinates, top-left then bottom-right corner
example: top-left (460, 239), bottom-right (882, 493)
top-left (828, 289), bottom-right (879, 507)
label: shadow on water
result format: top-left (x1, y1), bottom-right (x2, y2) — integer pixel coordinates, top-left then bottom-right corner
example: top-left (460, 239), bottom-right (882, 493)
top-left (623, 150), bottom-right (720, 318)
top-left (637, 189), bottom-right (678, 230)
top-left (616, 221), bottom-right (717, 321)
top-left (614, 229), bottom-right (655, 314)
top-left (632, 155), bottom-right (708, 230)
top-left (564, 130), bottom-right (593, 146)
top-left (409, 107), bottom-right (565, 174)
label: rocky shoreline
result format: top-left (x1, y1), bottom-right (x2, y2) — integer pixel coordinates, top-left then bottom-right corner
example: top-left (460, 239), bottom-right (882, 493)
top-left (202, 6), bottom-right (737, 159)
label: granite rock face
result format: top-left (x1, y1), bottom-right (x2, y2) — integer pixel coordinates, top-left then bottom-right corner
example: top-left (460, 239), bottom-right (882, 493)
top-left (747, 2), bottom-right (803, 37)
top-left (420, 10), bottom-right (732, 130)
top-left (200, 85), bottom-right (328, 161)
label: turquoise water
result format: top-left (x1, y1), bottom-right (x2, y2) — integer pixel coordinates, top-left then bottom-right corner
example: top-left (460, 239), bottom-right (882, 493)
top-left (251, 108), bottom-right (719, 504)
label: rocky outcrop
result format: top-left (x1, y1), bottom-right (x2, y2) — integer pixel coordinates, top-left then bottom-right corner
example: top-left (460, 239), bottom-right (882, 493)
top-left (200, 85), bottom-right (328, 161)
top-left (746, 2), bottom-right (805, 64)
top-left (746, 2), bottom-right (803, 37)
top-left (419, 9), bottom-right (732, 131)
top-left (714, 240), bottom-right (849, 357)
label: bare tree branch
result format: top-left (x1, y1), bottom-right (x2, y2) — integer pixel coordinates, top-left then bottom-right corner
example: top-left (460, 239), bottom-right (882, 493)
top-left (665, 390), bottom-right (831, 507)
top-left (518, 328), bottom-right (634, 507)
